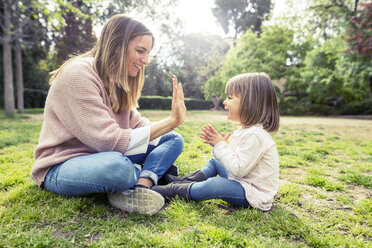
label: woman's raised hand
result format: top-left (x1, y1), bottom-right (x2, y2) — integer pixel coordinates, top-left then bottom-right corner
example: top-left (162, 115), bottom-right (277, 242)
top-left (170, 75), bottom-right (186, 127)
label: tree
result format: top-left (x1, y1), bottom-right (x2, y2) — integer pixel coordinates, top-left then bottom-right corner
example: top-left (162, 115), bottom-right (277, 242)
top-left (15, 40), bottom-right (23, 114)
top-left (301, 37), bottom-right (370, 105)
top-left (345, 2), bottom-right (372, 94)
top-left (346, 2), bottom-right (372, 57)
top-left (304, 0), bottom-right (356, 42)
top-left (0, 0), bottom-right (48, 115)
top-left (142, 58), bottom-right (173, 96)
top-left (212, 0), bottom-right (272, 39)
top-left (177, 33), bottom-right (229, 100)
top-left (47, 0), bottom-right (98, 67)
top-left (1, 0), bottom-right (15, 116)
top-left (204, 26), bottom-right (310, 99)
top-left (270, 0), bottom-right (358, 46)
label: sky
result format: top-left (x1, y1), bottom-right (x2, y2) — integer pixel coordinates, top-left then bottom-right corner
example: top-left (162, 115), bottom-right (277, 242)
top-left (175, 0), bottom-right (225, 37)
top-left (174, 0), bottom-right (306, 38)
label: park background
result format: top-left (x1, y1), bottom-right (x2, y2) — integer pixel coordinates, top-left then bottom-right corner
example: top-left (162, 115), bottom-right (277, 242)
top-left (0, 0), bottom-right (371, 247)
top-left (1, 0), bottom-right (371, 117)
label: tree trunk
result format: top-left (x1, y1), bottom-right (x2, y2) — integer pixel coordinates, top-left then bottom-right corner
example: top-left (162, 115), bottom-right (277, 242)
top-left (3, 0), bottom-right (15, 117)
top-left (211, 95), bottom-right (224, 110)
top-left (16, 41), bottom-right (24, 114)
top-left (354, 0), bottom-right (359, 12)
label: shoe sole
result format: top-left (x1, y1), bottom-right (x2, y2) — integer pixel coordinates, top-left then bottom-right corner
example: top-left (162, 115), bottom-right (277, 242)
top-left (108, 188), bottom-right (165, 215)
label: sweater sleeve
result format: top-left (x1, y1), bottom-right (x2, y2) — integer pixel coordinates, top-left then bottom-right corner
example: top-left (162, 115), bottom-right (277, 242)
top-left (49, 61), bottom-right (131, 153)
top-left (212, 133), bottom-right (264, 178)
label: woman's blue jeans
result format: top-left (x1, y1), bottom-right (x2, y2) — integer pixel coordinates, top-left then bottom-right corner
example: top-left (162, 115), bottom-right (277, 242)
top-left (189, 158), bottom-right (250, 208)
top-left (44, 132), bottom-right (184, 196)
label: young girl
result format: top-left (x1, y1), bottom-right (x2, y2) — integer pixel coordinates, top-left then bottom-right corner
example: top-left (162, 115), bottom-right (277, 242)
top-left (152, 72), bottom-right (280, 211)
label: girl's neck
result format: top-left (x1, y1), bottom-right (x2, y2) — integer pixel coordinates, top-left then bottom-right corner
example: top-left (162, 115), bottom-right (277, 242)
top-left (241, 123), bottom-right (262, 129)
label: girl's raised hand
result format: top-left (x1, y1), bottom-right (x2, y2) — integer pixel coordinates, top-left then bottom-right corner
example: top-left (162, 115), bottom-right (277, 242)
top-left (170, 75), bottom-right (186, 127)
top-left (200, 124), bottom-right (231, 147)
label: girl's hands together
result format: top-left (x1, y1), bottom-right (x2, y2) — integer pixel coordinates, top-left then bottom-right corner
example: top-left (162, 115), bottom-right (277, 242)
top-left (170, 75), bottom-right (186, 127)
top-left (200, 124), bottom-right (232, 147)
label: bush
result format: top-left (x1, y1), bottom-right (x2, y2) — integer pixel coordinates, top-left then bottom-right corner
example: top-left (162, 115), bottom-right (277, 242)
top-left (138, 96), bottom-right (214, 110)
top-left (138, 97), bottom-right (172, 110)
top-left (279, 97), bottom-right (310, 116)
top-left (185, 99), bottom-right (214, 110)
top-left (309, 104), bottom-right (339, 116)
top-left (24, 89), bottom-right (48, 108)
top-left (340, 98), bottom-right (372, 115)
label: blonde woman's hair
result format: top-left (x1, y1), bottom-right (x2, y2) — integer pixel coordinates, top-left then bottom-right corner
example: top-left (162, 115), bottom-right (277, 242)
top-left (225, 72), bottom-right (280, 132)
top-left (49, 14), bottom-right (154, 113)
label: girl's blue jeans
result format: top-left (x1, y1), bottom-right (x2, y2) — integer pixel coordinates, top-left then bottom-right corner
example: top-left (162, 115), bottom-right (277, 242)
top-left (189, 158), bottom-right (250, 208)
top-left (44, 132), bottom-right (184, 196)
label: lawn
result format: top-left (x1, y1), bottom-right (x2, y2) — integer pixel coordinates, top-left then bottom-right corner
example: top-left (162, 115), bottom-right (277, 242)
top-left (0, 110), bottom-right (371, 247)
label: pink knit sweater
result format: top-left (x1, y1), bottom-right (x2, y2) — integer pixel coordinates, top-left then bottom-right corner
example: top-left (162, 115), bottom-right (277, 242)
top-left (31, 58), bottom-right (150, 187)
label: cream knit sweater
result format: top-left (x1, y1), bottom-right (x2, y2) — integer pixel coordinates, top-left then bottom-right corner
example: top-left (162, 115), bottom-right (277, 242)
top-left (31, 58), bottom-right (150, 187)
top-left (212, 126), bottom-right (279, 211)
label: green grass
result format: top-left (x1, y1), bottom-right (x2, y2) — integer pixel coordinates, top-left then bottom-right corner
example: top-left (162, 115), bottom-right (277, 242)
top-left (0, 110), bottom-right (371, 247)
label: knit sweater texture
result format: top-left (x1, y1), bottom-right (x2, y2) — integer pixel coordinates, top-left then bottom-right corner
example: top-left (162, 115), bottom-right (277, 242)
top-left (31, 58), bottom-right (150, 187)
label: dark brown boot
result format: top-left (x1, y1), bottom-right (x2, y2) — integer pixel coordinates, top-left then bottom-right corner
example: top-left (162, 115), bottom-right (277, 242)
top-left (152, 182), bottom-right (192, 201)
top-left (158, 164), bottom-right (179, 185)
top-left (164, 170), bottom-right (207, 184)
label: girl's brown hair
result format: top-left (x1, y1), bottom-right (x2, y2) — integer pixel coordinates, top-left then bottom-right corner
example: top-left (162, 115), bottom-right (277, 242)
top-left (49, 14), bottom-right (154, 113)
top-left (225, 72), bottom-right (280, 132)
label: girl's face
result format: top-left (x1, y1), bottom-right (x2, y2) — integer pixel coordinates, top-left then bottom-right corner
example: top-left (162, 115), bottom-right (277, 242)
top-left (126, 35), bottom-right (152, 77)
top-left (223, 94), bottom-right (241, 122)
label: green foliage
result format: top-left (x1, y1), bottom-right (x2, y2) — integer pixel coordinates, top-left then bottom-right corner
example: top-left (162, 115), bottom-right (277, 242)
top-left (205, 25), bottom-right (311, 100)
top-left (301, 37), bottom-right (371, 105)
top-left (341, 98), bottom-right (372, 115)
top-left (336, 51), bottom-right (372, 101)
top-left (305, 0), bottom-right (354, 42)
top-left (22, 45), bottom-right (50, 108)
top-left (49, 0), bottom-right (98, 66)
top-left (143, 59), bottom-right (173, 97)
top-left (302, 37), bottom-right (345, 104)
top-left (254, 0), bottom-right (372, 115)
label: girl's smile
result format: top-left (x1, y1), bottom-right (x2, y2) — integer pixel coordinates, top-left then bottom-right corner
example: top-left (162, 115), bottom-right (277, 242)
top-left (223, 94), bottom-right (241, 122)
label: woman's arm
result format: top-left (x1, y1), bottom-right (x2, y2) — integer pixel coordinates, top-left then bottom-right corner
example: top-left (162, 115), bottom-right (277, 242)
top-left (149, 75), bottom-right (186, 141)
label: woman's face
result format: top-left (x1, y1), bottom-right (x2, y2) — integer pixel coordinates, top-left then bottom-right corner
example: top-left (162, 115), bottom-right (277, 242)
top-left (126, 35), bottom-right (152, 77)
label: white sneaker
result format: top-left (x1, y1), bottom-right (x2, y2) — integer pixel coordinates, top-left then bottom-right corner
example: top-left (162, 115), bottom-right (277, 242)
top-left (108, 188), bottom-right (165, 215)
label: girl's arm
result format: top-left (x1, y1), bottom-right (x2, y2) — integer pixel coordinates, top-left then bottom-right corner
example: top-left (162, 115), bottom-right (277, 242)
top-left (212, 133), bottom-right (264, 177)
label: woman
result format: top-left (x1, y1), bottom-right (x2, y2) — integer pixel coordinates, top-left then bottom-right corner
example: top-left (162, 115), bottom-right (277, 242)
top-left (31, 14), bottom-right (186, 215)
